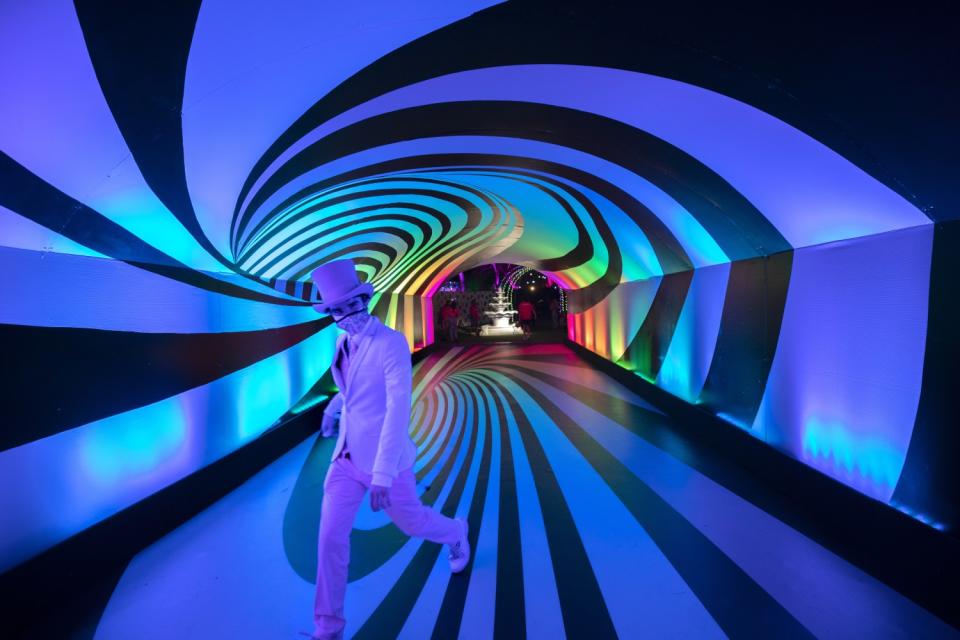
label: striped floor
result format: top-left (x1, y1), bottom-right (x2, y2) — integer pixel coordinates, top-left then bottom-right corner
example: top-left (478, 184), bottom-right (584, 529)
top-left (94, 344), bottom-right (957, 639)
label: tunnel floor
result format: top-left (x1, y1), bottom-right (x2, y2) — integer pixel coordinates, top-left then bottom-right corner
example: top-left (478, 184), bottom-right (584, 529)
top-left (91, 344), bottom-right (955, 639)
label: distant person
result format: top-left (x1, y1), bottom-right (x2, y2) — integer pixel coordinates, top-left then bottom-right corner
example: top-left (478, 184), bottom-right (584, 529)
top-left (441, 300), bottom-right (459, 342)
top-left (307, 259), bottom-right (470, 640)
top-left (468, 301), bottom-right (481, 335)
top-left (536, 298), bottom-right (547, 328)
top-left (549, 297), bottom-right (560, 329)
top-left (517, 299), bottom-right (536, 340)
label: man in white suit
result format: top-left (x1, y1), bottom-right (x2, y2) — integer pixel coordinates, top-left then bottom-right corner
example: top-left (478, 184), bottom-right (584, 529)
top-left (307, 259), bottom-right (470, 640)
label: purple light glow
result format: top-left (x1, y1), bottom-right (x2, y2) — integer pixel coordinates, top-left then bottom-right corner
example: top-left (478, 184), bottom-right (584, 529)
top-left (182, 0), bottom-right (502, 257)
top-left (237, 134), bottom-right (726, 270)
top-left (0, 246), bottom-right (318, 333)
top-left (656, 262), bottom-right (731, 402)
top-left (753, 225), bottom-right (933, 500)
top-left (244, 64), bottom-right (930, 249)
top-left (0, 1), bottom-right (222, 271)
top-left (0, 326), bottom-right (337, 572)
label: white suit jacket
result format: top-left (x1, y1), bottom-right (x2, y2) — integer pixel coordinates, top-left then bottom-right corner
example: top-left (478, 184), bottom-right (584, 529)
top-left (323, 317), bottom-right (416, 487)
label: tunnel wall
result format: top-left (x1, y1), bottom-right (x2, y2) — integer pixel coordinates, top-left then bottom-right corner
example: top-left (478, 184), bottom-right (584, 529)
top-left (568, 224), bottom-right (936, 510)
top-left (0, 241), bottom-right (338, 573)
top-left (1, 0), bottom-right (956, 574)
top-left (0, 0), bottom-right (493, 572)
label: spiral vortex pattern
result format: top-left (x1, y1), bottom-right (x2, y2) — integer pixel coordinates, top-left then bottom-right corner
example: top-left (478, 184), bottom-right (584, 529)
top-left (0, 0), bottom-right (951, 586)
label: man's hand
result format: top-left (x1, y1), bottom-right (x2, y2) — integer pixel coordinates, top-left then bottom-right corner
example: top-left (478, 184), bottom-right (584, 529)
top-left (321, 414), bottom-right (338, 438)
top-left (369, 484), bottom-right (391, 512)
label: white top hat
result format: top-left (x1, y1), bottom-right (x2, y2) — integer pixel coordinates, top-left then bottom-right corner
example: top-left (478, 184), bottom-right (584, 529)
top-left (310, 259), bottom-right (374, 314)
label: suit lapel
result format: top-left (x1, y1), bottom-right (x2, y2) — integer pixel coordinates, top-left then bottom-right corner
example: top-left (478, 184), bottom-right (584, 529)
top-left (332, 333), bottom-right (346, 394)
top-left (346, 317), bottom-right (378, 391)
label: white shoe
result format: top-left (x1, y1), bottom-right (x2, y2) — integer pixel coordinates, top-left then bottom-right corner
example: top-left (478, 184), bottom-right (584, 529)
top-left (448, 518), bottom-right (470, 573)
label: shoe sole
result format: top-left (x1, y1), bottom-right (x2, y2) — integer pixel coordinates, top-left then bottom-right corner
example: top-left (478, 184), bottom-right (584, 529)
top-left (450, 519), bottom-right (470, 573)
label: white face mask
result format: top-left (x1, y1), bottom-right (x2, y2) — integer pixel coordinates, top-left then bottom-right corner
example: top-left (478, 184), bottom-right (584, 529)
top-left (334, 309), bottom-right (370, 334)
top-left (329, 296), bottom-right (370, 334)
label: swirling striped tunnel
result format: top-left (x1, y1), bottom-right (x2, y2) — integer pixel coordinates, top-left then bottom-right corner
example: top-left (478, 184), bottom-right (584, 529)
top-left (1, 2), bottom-right (957, 639)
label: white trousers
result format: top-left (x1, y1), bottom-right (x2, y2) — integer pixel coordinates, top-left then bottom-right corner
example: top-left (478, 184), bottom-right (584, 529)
top-left (313, 455), bottom-right (460, 639)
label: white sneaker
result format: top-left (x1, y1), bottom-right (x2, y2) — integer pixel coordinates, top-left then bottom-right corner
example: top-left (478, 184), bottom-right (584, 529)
top-left (448, 518), bottom-right (470, 573)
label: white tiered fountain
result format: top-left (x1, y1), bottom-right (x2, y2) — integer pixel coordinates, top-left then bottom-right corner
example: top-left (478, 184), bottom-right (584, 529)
top-left (480, 288), bottom-right (523, 336)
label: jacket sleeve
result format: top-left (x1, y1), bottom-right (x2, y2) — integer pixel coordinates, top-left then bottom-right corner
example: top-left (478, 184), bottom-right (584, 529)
top-left (323, 392), bottom-right (344, 418)
top-left (372, 331), bottom-right (413, 487)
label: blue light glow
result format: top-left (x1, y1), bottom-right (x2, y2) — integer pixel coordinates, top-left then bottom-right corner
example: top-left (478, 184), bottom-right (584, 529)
top-left (656, 263), bottom-right (729, 401)
top-left (80, 399), bottom-right (189, 486)
top-left (802, 418), bottom-right (903, 499)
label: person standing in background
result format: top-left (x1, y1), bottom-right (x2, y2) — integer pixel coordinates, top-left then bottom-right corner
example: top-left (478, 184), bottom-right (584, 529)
top-left (469, 301), bottom-right (481, 335)
top-left (517, 299), bottom-right (536, 340)
top-left (441, 300), bottom-right (459, 342)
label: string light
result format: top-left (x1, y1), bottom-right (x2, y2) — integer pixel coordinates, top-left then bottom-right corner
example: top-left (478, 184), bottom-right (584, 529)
top-left (438, 277), bottom-right (461, 293)
top-left (502, 266), bottom-right (530, 293)
top-left (498, 265), bottom-right (566, 320)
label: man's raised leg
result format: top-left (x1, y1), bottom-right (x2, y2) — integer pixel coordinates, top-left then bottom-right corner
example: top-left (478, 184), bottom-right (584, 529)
top-left (383, 468), bottom-right (469, 571)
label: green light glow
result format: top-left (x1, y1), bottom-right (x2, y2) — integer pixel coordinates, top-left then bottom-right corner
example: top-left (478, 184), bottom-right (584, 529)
top-left (289, 393), bottom-right (330, 416)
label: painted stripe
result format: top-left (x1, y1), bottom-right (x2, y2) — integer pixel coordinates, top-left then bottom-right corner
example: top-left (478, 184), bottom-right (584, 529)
top-left (480, 374), bottom-right (617, 637)
top-left (351, 367), bottom-right (482, 638)
top-left (698, 251), bottom-right (793, 427)
top-left (488, 370), bottom-right (726, 638)
top-left (1, 320), bottom-right (327, 452)
top-left (454, 378), bottom-right (502, 639)
top-left (240, 102), bottom-right (788, 262)
top-left (74, 0), bottom-right (235, 272)
top-left (500, 366), bottom-right (815, 638)
top-left (618, 269), bottom-right (695, 380)
top-left (0, 154), bottom-right (296, 305)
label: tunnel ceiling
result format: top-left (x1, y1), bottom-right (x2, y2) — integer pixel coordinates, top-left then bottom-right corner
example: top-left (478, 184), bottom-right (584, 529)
top-left (0, 1), bottom-right (949, 312)
top-left (2, 0), bottom-right (959, 575)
